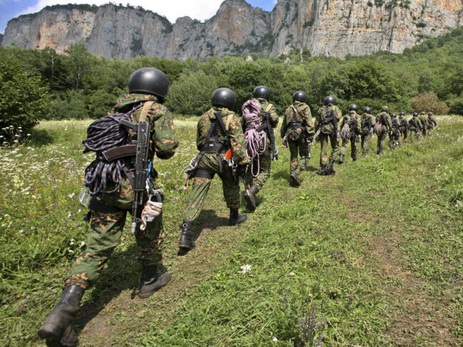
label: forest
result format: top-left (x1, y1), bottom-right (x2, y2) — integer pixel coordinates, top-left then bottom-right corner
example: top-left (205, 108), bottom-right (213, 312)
top-left (1, 26), bottom-right (463, 135)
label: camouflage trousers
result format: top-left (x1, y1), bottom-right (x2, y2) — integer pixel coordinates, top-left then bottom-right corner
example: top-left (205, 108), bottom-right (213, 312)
top-left (288, 136), bottom-right (310, 178)
top-left (377, 132), bottom-right (388, 154)
top-left (319, 133), bottom-right (339, 167)
top-left (65, 179), bottom-right (164, 289)
top-left (409, 129), bottom-right (421, 143)
top-left (340, 137), bottom-right (358, 161)
top-left (360, 134), bottom-right (372, 156)
top-left (245, 153), bottom-right (271, 191)
top-left (183, 154), bottom-right (240, 222)
top-left (389, 133), bottom-right (400, 148)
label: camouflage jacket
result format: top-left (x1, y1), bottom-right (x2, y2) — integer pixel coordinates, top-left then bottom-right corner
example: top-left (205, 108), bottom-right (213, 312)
top-left (408, 116), bottom-right (422, 130)
top-left (257, 98), bottom-right (279, 128)
top-left (340, 111), bottom-right (361, 136)
top-left (360, 113), bottom-right (375, 134)
top-left (281, 101), bottom-right (314, 138)
top-left (113, 93), bottom-right (179, 160)
top-left (315, 104), bottom-right (341, 135)
top-left (375, 111), bottom-right (392, 131)
top-left (197, 107), bottom-right (249, 165)
top-left (398, 116), bottom-right (408, 130)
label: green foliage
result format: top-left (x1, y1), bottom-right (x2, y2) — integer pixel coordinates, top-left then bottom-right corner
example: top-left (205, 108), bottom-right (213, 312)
top-left (410, 92), bottom-right (450, 114)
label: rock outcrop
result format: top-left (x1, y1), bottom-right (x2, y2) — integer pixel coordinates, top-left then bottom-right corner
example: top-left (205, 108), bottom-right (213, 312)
top-left (2, 0), bottom-right (462, 60)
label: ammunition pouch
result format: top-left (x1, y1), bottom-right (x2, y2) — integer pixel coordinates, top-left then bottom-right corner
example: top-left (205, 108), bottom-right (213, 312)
top-left (194, 169), bottom-right (214, 179)
top-left (287, 122), bottom-right (306, 141)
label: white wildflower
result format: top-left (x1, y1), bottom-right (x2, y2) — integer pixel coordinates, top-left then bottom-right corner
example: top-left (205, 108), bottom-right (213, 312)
top-left (69, 239), bottom-right (75, 246)
top-left (272, 337), bottom-right (278, 342)
top-left (239, 264), bottom-right (252, 274)
top-left (68, 193), bottom-right (75, 199)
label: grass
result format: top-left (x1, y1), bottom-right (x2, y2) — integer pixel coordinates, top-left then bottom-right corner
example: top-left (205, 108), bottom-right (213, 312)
top-left (0, 116), bottom-right (462, 346)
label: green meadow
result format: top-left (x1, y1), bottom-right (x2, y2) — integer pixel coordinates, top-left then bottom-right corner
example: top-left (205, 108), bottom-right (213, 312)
top-left (0, 116), bottom-right (462, 346)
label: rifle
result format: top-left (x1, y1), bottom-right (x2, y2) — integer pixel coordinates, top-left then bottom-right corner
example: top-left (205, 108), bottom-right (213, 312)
top-left (120, 118), bottom-right (151, 234)
top-left (263, 112), bottom-right (278, 161)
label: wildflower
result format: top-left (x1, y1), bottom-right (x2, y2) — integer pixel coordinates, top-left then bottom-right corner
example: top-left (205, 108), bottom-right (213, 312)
top-left (69, 239), bottom-right (75, 246)
top-left (272, 337), bottom-right (278, 342)
top-left (18, 230), bottom-right (24, 235)
top-left (68, 249), bottom-right (75, 254)
top-left (67, 193), bottom-right (75, 199)
top-left (67, 212), bottom-right (72, 218)
top-left (79, 241), bottom-right (86, 248)
top-left (239, 264), bottom-right (252, 274)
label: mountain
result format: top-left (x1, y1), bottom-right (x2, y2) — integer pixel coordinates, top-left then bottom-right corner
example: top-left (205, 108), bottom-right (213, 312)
top-left (2, 0), bottom-right (462, 60)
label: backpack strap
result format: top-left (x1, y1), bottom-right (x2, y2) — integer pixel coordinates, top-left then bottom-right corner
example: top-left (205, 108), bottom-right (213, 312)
top-left (139, 101), bottom-right (154, 122)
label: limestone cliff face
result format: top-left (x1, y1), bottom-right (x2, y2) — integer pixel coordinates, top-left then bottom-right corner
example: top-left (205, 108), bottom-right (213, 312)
top-left (2, 0), bottom-right (463, 59)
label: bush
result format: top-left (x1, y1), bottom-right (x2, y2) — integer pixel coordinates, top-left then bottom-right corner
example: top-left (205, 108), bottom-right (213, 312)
top-left (410, 92), bottom-right (449, 114)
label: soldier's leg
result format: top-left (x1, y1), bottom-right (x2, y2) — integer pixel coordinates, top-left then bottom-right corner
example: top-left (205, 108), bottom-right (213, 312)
top-left (65, 210), bottom-right (127, 289)
top-left (39, 210), bottom-right (126, 343)
top-left (339, 138), bottom-right (348, 163)
top-left (179, 175), bottom-right (213, 250)
top-left (136, 208), bottom-right (171, 298)
top-left (299, 138), bottom-right (310, 171)
top-left (245, 155), bottom-right (270, 211)
top-left (319, 134), bottom-right (329, 169)
top-left (288, 140), bottom-right (301, 186)
top-left (350, 138), bottom-right (357, 161)
top-left (220, 168), bottom-right (247, 225)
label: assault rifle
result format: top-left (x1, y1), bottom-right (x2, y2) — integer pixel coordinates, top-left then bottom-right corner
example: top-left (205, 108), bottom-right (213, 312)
top-left (263, 112), bottom-right (278, 161)
top-left (120, 119), bottom-right (151, 234)
top-left (324, 108), bottom-right (338, 139)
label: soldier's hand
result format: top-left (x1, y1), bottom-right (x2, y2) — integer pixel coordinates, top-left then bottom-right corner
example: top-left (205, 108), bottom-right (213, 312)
top-left (236, 164), bottom-right (247, 177)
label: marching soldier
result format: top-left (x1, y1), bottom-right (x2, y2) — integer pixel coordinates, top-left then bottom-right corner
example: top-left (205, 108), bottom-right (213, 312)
top-left (38, 67), bottom-right (179, 345)
top-left (339, 104), bottom-right (361, 163)
top-left (360, 107), bottom-right (374, 156)
top-left (178, 88), bottom-right (249, 252)
top-left (280, 91), bottom-right (314, 186)
top-left (374, 106), bottom-right (392, 155)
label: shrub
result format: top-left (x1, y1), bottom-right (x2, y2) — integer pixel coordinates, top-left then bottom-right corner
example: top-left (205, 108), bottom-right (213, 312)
top-left (410, 92), bottom-right (449, 114)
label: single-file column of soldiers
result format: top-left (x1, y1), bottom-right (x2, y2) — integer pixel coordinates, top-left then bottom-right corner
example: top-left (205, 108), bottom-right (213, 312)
top-left (37, 68), bottom-right (438, 346)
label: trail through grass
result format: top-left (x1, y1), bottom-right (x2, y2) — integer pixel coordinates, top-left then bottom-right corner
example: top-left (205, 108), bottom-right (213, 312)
top-left (0, 117), bottom-right (462, 346)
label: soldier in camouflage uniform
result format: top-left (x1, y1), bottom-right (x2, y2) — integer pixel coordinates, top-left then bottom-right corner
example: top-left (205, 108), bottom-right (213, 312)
top-left (398, 111), bottom-right (408, 143)
top-left (360, 107), bottom-right (374, 156)
top-left (315, 96), bottom-right (341, 175)
top-left (243, 86), bottom-right (279, 212)
top-left (178, 88), bottom-right (249, 252)
top-left (280, 91), bottom-right (314, 186)
top-left (38, 68), bottom-right (179, 345)
top-left (408, 112), bottom-right (422, 143)
top-left (374, 106), bottom-right (392, 155)
top-left (419, 112), bottom-right (429, 137)
top-left (389, 113), bottom-right (400, 148)
top-left (339, 104), bottom-right (361, 163)
top-left (428, 112), bottom-right (437, 135)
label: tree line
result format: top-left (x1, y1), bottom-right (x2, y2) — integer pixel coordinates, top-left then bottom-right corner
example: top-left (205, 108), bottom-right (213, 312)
top-left (1, 27), bottom-right (463, 132)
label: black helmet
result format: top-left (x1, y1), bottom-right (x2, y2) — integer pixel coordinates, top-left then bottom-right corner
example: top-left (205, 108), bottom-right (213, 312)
top-left (128, 67), bottom-right (169, 99)
top-left (363, 107), bottom-right (372, 113)
top-left (211, 88), bottom-right (237, 109)
top-left (348, 104), bottom-right (358, 111)
top-left (293, 91), bottom-right (307, 103)
top-left (391, 113), bottom-right (397, 117)
top-left (253, 86), bottom-right (271, 100)
top-left (399, 111), bottom-right (405, 116)
top-left (324, 96), bottom-right (336, 105)
top-left (413, 112), bottom-right (418, 117)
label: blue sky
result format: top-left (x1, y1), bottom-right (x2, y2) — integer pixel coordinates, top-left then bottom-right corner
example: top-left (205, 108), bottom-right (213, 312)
top-left (0, 0), bottom-right (277, 34)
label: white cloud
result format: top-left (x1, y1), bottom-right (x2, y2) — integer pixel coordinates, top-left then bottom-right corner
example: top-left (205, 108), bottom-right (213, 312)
top-left (23, 0), bottom-right (225, 23)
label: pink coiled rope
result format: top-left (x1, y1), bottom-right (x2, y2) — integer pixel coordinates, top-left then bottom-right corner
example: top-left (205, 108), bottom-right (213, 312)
top-left (242, 98), bottom-right (267, 177)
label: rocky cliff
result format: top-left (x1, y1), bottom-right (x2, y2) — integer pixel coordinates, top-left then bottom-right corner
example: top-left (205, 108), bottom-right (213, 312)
top-left (2, 0), bottom-right (463, 60)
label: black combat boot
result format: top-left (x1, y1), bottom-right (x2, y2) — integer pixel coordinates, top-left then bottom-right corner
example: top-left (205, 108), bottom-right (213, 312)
top-left (178, 221), bottom-right (195, 250)
top-left (325, 159), bottom-right (336, 175)
top-left (339, 153), bottom-right (345, 164)
top-left (229, 208), bottom-right (247, 226)
top-left (244, 185), bottom-right (259, 212)
top-left (138, 265), bottom-right (172, 299)
top-left (290, 173), bottom-right (301, 187)
top-left (38, 285), bottom-right (84, 343)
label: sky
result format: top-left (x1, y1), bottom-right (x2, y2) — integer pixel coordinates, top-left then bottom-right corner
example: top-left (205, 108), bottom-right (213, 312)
top-left (0, 0), bottom-right (277, 34)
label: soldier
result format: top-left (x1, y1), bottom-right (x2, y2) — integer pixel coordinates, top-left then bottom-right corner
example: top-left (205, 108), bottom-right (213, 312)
top-left (374, 106), bottom-right (392, 155)
top-left (315, 96), bottom-right (341, 175)
top-left (389, 113), bottom-right (400, 148)
top-left (242, 86), bottom-right (279, 212)
top-left (280, 91), bottom-right (314, 187)
top-left (339, 104), bottom-right (361, 163)
top-left (398, 111), bottom-right (408, 143)
top-left (360, 106), bottom-right (374, 156)
top-left (408, 112), bottom-right (422, 143)
top-left (178, 88), bottom-right (249, 252)
top-left (419, 112), bottom-right (429, 137)
top-left (38, 68), bottom-right (179, 345)
top-left (428, 112), bottom-right (437, 135)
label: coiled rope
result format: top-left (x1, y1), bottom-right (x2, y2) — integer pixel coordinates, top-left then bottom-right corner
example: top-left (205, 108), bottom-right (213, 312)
top-left (242, 99), bottom-right (267, 177)
top-left (83, 107), bottom-right (140, 196)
